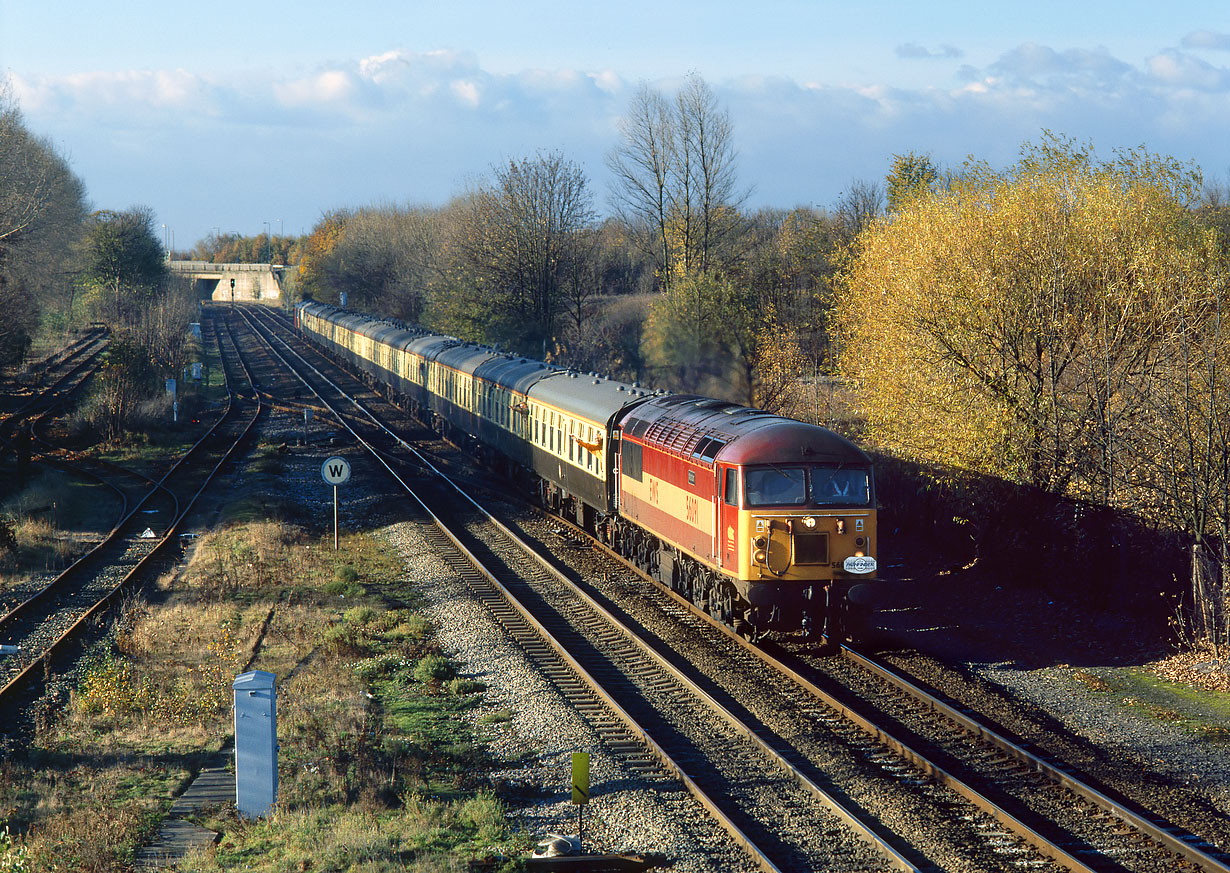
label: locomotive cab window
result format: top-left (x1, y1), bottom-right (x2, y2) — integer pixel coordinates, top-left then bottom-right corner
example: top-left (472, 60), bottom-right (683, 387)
top-left (810, 466), bottom-right (872, 506)
top-left (745, 464), bottom-right (872, 508)
top-left (745, 466), bottom-right (808, 507)
top-left (723, 469), bottom-right (738, 506)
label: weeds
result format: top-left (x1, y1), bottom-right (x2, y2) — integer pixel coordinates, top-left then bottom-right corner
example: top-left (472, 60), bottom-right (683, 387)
top-left (6, 519), bottom-right (513, 871)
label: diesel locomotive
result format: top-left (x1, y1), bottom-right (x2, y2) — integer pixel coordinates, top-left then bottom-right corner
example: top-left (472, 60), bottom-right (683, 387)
top-left (295, 300), bottom-right (878, 641)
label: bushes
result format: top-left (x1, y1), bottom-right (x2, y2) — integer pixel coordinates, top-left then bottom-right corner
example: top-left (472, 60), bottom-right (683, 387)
top-left (414, 654), bottom-right (457, 687)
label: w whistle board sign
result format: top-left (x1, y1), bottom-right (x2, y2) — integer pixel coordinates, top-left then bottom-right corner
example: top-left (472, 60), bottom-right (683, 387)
top-left (321, 456), bottom-right (351, 486)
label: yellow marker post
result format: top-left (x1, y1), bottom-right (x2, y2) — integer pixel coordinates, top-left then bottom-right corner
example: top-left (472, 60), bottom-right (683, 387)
top-left (571, 752), bottom-right (590, 853)
top-left (571, 752), bottom-right (590, 804)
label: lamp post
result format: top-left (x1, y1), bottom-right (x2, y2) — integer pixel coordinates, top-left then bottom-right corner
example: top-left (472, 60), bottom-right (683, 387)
top-left (263, 221), bottom-right (271, 263)
top-left (161, 224), bottom-right (170, 261)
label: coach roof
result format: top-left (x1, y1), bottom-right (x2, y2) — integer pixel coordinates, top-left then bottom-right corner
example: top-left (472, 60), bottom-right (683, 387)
top-left (528, 369), bottom-right (658, 426)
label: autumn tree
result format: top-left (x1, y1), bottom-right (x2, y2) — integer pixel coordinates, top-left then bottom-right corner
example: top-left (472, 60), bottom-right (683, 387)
top-left (187, 231), bottom-right (302, 266)
top-left (641, 270), bottom-right (736, 394)
top-left (607, 75), bottom-right (746, 288)
top-left (295, 210), bottom-right (349, 302)
top-left (306, 205), bottom-right (441, 323)
top-left (1144, 274), bottom-right (1230, 650)
top-left (836, 135), bottom-right (1212, 502)
top-left (885, 151), bottom-right (941, 212)
top-left (80, 207), bottom-right (168, 325)
top-left (436, 152), bottom-right (594, 353)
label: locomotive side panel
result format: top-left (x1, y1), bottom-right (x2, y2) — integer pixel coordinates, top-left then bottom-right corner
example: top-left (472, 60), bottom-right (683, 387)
top-left (618, 437), bottom-right (715, 564)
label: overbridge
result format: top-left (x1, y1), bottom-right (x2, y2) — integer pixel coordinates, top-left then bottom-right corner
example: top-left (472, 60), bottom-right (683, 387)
top-left (168, 261), bottom-right (286, 303)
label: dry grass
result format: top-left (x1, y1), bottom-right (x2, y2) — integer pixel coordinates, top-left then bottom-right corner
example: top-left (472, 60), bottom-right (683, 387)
top-left (0, 473), bottom-right (120, 591)
top-left (0, 520), bottom-right (524, 871)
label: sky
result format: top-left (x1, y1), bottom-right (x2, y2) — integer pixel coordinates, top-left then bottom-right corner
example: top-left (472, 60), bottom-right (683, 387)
top-left (3, 1), bottom-right (1230, 247)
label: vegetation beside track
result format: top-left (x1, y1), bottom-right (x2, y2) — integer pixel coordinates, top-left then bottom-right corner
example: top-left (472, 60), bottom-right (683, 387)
top-left (0, 519), bottom-right (529, 872)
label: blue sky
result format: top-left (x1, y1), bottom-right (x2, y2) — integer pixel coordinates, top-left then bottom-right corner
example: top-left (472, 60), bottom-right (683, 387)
top-left (3, 1), bottom-right (1230, 246)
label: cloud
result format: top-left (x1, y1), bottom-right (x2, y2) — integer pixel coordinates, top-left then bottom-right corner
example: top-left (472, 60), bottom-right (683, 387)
top-left (13, 68), bottom-right (210, 115)
top-left (1147, 50), bottom-right (1230, 90)
top-left (274, 70), bottom-right (359, 107)
top-left (896, 43), bottom-right (963, 60)
top-left (985, 43), bottom-right (1134, 88)
top-left (1182, 30), bottom-right (1230, 51)
top-left (14, 39), bottom-right (1230, 246)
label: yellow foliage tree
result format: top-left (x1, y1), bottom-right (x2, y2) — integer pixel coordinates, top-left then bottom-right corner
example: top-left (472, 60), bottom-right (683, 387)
top-left (836, 135), bottom-right (1220, 501)
top-left (295, 210), bottom-right (349, 302)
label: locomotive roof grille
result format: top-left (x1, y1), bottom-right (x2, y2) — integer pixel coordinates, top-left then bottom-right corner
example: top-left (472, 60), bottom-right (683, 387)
top-left (694, 437), bottom-right (726, 461)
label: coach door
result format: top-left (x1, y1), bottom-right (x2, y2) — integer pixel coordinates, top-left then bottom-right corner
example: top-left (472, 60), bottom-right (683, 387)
top-left (717, 465), bottom-right (739, 571)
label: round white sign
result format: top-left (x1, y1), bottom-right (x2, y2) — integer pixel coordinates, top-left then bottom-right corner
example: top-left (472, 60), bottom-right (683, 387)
top-left (321, 456), bottom-right (351, 485)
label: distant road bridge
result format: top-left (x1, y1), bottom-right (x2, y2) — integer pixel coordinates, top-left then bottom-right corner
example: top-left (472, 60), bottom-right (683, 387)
top-left (168, 261), bottom-right (286, 303)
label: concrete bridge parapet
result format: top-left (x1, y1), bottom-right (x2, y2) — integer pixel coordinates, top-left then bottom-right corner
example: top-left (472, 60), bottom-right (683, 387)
top-left (168, 261), bottom-right (285, 303)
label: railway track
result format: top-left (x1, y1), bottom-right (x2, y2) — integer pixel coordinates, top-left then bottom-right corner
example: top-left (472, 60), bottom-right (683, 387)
top-left (0, 327), bottom-right (108, 442)
top-left (232, 305), bottom-right (920, 871)
top-left (233, 304), bottom-right (1230, 872)
top-left (0, 310), bottom-right (263, 716)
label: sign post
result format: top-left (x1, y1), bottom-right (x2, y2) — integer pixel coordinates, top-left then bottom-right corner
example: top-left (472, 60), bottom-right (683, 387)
top-left (571, 751), bottom-right (590, 853)
top-left (320, 456), bottom-right (351, 550)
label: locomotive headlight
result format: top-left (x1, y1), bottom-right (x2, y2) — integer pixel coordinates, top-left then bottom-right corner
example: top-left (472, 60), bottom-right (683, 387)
top-left (753, 535), bottom-right (767, 565)
top-left (801, 516), bottom-right (816, 529)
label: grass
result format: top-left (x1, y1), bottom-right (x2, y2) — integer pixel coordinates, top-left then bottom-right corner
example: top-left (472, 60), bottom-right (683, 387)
top-left (1069, 665), bottom-right (1230, 744)
top-left (0, 471), bottom-right (122, 587)
top-left (0, 520), bottom-right (531, 872)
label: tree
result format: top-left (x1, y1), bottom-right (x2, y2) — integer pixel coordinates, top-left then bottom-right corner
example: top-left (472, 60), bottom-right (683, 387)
top-left (885, 151), bottom-right (940, 212)
top-left (437, 152), bottom-right (594, 352)
top-left (0, 87), bottom-right (88, 360)
top-left (641, 270), bottom-right (735, 394)
top-left (81, 207), bottom-right (168, 324)
top-left (836, 135), bottom-right (1210, 500)
top-left (295, 210), bottom-right (350, 302)
top-left (312, 205), bottom-right (440, 322)
top-left (93, 337), bottom-right (155, 441)
top-left (833, 178), bottom-right (884, 242)
top-left (607, 75), bottom-right (746, 288)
